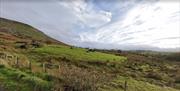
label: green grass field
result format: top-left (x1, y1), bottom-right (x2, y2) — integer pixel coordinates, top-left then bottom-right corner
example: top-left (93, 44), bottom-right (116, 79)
top-left (101, 76), bottom-right (179, 91)
top-left (33, 45), bottom-right (127, 63)
top-left (0, 65), bottom-right (52, 91)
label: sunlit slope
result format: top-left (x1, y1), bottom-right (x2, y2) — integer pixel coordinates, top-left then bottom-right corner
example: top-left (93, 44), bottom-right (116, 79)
top-left (32, 45), bottom-right (127, 62)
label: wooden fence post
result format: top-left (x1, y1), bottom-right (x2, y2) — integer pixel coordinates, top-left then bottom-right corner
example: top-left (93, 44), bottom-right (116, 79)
top-left (4, 54), bottom-right (7, 60)
top-left (12, 56), bottom-right (16, 66)
top-left (16, 57), bottom-right (19, 68)
top-left (29, 60), bottom-right (32, 71)
top-left (124, 80), bottom-right (127, 91)
top-left (58, 65), bottom-right (61, 72)
top-left (43, 63), bottom-right (47, 72)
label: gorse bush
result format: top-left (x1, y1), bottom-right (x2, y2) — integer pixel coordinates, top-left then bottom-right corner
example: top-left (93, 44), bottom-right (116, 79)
top-left (55, 65), bottom-right (112, 91)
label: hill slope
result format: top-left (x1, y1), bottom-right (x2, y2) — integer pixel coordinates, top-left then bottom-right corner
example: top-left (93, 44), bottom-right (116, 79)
top-left (0, 18), bottom-right (180, 91)
top-left (0, 18), bottom-right (65, 45)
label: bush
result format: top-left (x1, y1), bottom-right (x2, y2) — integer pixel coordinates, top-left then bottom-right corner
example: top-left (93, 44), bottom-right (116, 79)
top-left (175, 76), bottom-right (180, 83)
top-left (0, 64), bottom-right (5, 68)
top-left (31, 40), bottom-right (43, 48)
top-left (33, 72), bottom-right (54, 81)
top-left (22, 76), bottom-right (51, 91)
top-left (56, 65), bottom-right (111, 91)
top-left (146, 72), bottom-right (169, 81)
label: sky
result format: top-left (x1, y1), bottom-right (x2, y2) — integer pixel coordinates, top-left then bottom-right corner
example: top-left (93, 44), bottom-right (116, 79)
top-left (0, 0), bottom-right (180, 51)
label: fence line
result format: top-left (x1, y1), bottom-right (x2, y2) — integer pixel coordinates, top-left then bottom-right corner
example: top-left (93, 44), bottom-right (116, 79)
top-left (0, 52), bottom-right (61, 75)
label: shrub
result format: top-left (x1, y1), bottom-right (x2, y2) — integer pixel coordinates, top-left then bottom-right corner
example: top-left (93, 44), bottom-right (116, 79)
top-left (22, 76), bottom-right (51, 91)
top-left (31, 40), bottom-right (43, 48)
top-left (0, 64), bottom-right (5, 68)
top-left (57, 65), bottom-right (112, 91)
top-left (175, 76), bottom-right (180, 83)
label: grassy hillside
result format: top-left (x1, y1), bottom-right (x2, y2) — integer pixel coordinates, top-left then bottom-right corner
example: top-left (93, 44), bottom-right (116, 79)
top-left (102, 76), bottom-right (179, 91)
top-left (0, 65), bottom-right (52, 91)
top-left (0, 18), bottom-right (64, 45)
top-left (0, 18), bottom-right (180, 91)
top-left (33, 45), bottom-right (126, 62)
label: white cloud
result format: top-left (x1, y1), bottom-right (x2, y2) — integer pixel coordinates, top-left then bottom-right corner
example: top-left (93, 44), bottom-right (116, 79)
top-left (0, 0), bottom-right (179, 51)
top-left (0, 0), bottom-right (111, 43)
top-left (80, 0), bottom-right (180, 49)
top-left (56, 0), bottom-right (112, 28)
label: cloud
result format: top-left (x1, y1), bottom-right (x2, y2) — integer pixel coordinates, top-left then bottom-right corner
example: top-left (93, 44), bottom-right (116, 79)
top-left (0, 0), bottom-right (111, 44)
top-left (0, 0), bottom-right (180, 51)
top-left (59, 0), bottom-right (112, 28)
top-left (80, 0), bottom-right (180, 50)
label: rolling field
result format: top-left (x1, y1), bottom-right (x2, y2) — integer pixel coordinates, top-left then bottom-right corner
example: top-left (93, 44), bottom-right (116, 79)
top-left (33, 45), bottom-right (127, 62)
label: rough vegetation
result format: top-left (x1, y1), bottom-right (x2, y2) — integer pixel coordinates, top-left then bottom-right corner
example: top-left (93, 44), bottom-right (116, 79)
top-left (0, 18), bottom-right (180, 91)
